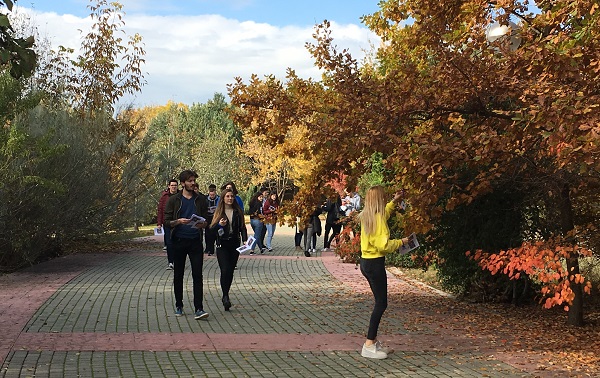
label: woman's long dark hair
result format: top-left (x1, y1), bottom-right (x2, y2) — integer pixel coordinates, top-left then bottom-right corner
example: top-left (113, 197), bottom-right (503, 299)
top-left (220, 181), bottom-right (239, 195)
top-left (266, 192), bottom-right (279, 207)
top-left (210, 188), bottom-right (244, 227)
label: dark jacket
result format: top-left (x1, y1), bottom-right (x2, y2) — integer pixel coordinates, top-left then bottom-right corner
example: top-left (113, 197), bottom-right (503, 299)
top-left (206, 194), bottom-right (219, 223)
top-left (322, 196), bottom-right (342, 225)
top-left (209, 208), bottom-right (248, 244)
top-left (248, 197), bottom-right (263, 219)
top-left (164, 192), bottom-right (209, 238)
top-left (309, 207), bottom-right (322, 236)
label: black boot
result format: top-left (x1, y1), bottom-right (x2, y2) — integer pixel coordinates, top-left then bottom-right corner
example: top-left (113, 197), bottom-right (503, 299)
top-left (222, 295), bottom-right (231, 311)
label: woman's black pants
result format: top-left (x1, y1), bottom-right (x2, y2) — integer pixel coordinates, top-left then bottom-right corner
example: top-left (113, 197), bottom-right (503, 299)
top-left (360, 256), bottom-right (388, 340)
top-left (216, 239), bottom-right (240, 298)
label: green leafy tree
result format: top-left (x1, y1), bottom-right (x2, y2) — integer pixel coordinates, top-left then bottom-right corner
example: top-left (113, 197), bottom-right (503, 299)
top-left (37, 0), bottom-right (145, 115)
top-left (0, 0), bottom-right (36, 79)
top-left (118, 95), bottom-right (252, 225)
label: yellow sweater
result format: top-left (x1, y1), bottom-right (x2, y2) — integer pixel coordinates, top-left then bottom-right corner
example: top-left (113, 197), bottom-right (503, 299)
top-left (360, 201), bottom-right (403, 259)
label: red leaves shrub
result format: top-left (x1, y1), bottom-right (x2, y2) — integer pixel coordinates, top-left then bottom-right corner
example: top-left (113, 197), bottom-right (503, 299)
top-left (467, 237), bottom-right (593, 310)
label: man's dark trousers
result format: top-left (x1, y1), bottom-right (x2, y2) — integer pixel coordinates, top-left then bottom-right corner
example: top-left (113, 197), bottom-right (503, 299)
top-left (172, 237), bottom-right (204, 311)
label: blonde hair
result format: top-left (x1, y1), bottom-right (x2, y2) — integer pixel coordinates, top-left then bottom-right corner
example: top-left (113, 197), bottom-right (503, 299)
top-left (359, 186), bottom-right (388, 235)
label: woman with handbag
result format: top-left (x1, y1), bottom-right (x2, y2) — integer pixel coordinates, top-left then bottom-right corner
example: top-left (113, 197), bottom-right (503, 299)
top-left (209, 188), bottom-right (248, 311)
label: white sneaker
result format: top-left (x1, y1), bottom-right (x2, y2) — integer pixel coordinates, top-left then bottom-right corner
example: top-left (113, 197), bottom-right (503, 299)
top-left (361, 343), bottom-right (387, 359)
top-left (376, 340), bottom-right (393, 354)
top-left (167, 263), bottom-right (174, 270)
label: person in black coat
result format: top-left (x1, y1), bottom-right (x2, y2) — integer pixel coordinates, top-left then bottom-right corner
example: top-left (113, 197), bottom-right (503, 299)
top-left (321, 193), bottom-right (343, 251)
top-left (208, 188), bottom-right (248, 311)
top-left (303, 206), bottom-right (322, 257)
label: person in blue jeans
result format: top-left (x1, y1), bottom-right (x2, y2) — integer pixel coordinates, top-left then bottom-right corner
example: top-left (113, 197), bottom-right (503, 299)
top-left (262, 192), bottom-right (280, 252)
top-left (164, 170), bottom-right (210, 320)
top-left (248, 191), bottom-right (266, 254)
top-left (258, 187), bottom-right (270, 249)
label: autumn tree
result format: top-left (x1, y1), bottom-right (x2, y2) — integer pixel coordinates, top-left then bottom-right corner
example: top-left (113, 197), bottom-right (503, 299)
top-left (229, 1), bottom-right (600, 326)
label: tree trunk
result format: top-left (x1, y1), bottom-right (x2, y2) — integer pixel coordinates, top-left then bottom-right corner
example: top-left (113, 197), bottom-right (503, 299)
top-left (559, 183), bottom-right (584, 326)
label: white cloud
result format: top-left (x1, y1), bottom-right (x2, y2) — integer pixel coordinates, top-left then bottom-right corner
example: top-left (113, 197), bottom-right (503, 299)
top-left (19, 8), bottom-right (379, 107)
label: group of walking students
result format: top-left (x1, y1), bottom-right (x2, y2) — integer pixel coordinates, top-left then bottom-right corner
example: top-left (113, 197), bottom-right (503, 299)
top-left (157, 170), bottom-right (411, 360)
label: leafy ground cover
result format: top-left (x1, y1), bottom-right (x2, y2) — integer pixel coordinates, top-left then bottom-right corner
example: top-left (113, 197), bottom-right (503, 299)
top-left (389, 267), bottom-right (600, 377)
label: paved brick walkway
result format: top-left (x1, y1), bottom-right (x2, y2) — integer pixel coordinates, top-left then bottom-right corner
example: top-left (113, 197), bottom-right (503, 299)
top-left (0, 226), bottom-right (553, 377)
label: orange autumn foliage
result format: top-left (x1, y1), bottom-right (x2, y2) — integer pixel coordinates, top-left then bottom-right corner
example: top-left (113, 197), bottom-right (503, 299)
top-left (467, 238), bottom-right (593, 311)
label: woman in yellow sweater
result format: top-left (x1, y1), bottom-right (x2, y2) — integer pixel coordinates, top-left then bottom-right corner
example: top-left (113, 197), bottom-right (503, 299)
top-left (359, 186), bottom-right (410, 359)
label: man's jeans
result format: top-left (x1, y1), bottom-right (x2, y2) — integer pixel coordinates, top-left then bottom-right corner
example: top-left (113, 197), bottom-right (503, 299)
top-left (172, 237), bottom-right (204, 311)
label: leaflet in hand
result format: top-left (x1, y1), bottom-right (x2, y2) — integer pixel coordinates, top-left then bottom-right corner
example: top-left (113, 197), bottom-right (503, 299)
top-left (154, 227), bottom-right (164, 236)
top-left (188, 214), bottom-right (206, 227)
top-left (236, 236), bottom-right (256, 254)
top-left (399, 233), bottom-right (419, 254)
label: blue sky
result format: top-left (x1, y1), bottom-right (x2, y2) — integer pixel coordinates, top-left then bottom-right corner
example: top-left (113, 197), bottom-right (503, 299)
top-left (25, 0), bottom-right (380, 26)
top-left (18, 0), bottom-right (381, 108)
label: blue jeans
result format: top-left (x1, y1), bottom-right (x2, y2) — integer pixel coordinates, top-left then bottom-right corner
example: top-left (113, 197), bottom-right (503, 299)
top-left (265, 223), bottom-right (276, 249)
top-left (250, 218), bottom-right (265, 251)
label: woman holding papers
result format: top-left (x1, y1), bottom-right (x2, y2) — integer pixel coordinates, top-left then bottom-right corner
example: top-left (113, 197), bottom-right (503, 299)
top-left (358, 186), bottom-right (410, 360)
top-left (209, 188), bottom-right (248, 311)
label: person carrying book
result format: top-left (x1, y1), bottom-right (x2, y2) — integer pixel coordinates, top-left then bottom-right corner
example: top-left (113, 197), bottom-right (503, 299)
top-left (164, 170), bottom-right (210, 320)
top-left (358, 186), bottom-right (410, 359)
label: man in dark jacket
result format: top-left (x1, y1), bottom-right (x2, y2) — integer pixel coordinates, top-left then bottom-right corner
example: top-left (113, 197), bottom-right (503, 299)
top-left (164, 170), bottom-right (210, 320)
top-left (321, 193), bottom-right (343, 251)
top-left (157, 179), bottom-right (179, 269)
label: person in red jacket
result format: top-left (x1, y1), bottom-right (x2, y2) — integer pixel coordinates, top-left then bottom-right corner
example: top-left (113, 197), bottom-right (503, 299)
top-left (157, 179), bottom-right (179, 269)
top-left (262, 192), bottom-right (280, 252)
